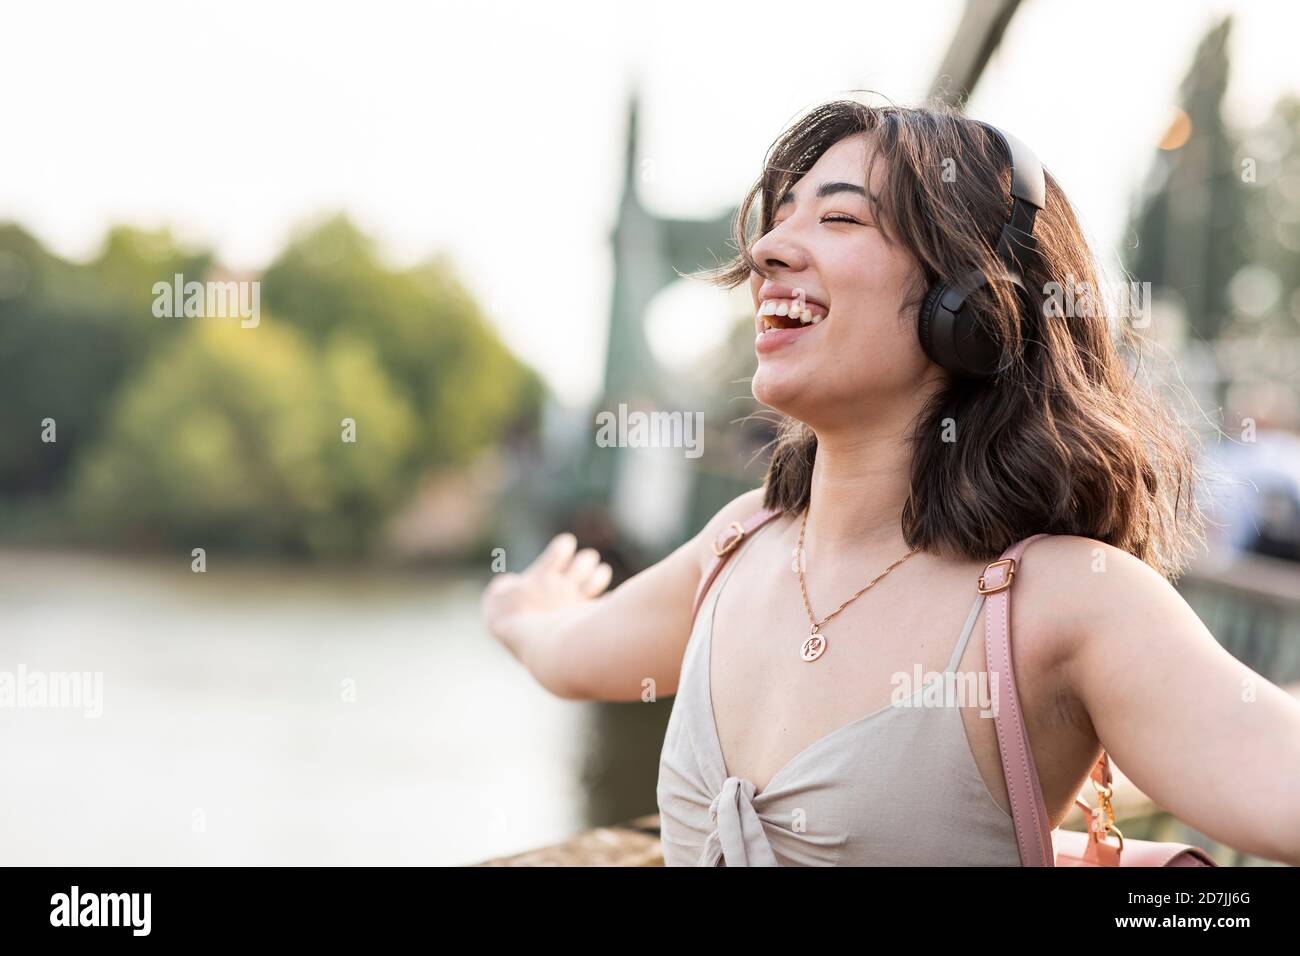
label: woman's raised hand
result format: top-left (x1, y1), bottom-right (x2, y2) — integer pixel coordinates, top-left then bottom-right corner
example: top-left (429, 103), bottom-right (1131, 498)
top-left (478, 488), bottom-right (763, 701)
top-left (480, 533), bottom-right (613, 643)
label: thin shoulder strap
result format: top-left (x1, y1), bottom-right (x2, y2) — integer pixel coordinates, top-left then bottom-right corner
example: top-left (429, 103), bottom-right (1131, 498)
top-left (980, 533), bottom-right (1057, 867)
top-left (983, 538), bottom-right (1119, 867)
top-left (690, 507), bottom-right (784, 624)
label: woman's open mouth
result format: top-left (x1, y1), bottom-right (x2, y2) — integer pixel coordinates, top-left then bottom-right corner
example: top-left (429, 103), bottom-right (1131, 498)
top-left (754, 296), bottom-right (828, 353)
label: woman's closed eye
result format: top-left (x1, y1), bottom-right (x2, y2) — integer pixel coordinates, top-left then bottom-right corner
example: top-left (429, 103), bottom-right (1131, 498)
top-left (763, 212), bottom-right (868, 234)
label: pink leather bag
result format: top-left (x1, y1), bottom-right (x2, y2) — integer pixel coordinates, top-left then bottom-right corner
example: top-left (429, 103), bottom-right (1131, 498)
top-left (980, 534), bottom-right (1217, 866)
top-left (693, 511), bottom-right (1218, 867)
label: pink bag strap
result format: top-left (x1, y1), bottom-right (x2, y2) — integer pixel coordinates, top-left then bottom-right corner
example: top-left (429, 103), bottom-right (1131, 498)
top-left (690, 507), bottom-right (784, 623)
top-left (980, 533), bottom-right (1059, 867)
top-left (984, 537), bottom-right (1136, 866)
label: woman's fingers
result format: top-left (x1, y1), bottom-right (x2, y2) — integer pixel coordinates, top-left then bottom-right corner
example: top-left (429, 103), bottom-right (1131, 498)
top-left (581, 562), bottom-right (614, 598)
top-left (567, 547), bottom-right (601, 581)
top-left (530, 535), bottom-right (610, 601)
top-left (532, 532), bottom-right (577, 576)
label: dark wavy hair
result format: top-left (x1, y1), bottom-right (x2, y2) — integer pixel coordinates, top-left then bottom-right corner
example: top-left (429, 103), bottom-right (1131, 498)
top-left (696, 98), bottom-right (1205, 580)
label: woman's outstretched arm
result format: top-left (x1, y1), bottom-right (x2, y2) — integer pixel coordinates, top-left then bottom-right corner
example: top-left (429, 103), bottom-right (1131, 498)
top-left (1049, 536), bottom-right (1300, 865)
top-left (480, 487), bottom-right (766, 702)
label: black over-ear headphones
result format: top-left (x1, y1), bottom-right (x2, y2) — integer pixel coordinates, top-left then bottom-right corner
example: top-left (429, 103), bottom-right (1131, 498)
top-left (916, 122), bottom-right (1046, 378)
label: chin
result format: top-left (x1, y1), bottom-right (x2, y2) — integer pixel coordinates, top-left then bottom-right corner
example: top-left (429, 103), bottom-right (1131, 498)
top-left (752, 365), bottom-right (815, 417)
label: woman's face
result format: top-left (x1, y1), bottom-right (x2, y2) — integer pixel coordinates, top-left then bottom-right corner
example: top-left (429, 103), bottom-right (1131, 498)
top-left (747, 132), bottom-right (939, 429)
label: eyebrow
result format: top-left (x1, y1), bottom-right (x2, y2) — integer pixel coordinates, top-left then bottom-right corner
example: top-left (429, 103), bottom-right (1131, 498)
top-left (776, 181), bottom-right (874, 207)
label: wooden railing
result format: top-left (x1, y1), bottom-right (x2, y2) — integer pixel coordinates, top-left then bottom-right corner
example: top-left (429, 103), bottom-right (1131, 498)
top-left (474, 815), bottom-right (664, 867)
top-left (477, 552), bottom-right (1300, 866)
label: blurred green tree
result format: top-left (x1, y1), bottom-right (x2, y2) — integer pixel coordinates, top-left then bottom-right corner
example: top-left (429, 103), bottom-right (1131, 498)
top-left (0, 224), bottom-right (209, 498)
top-left (260, 214), bottom-right (544, 469)
top-left (69, 318), bottom-right (419, 556)
top-left (3, 213), bottom-right (542, 557)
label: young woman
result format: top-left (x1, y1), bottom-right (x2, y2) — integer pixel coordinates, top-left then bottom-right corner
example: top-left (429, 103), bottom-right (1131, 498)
top-left (480, 100), bottom-right (1300, 866)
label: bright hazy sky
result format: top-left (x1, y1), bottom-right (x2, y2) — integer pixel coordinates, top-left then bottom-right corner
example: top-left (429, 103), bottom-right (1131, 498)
top-left (6, 0), bottom-right (1300, 405)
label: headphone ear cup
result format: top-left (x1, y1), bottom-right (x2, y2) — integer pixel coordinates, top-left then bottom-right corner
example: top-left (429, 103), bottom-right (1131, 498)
top-left (917, 282), bottom-right (949, 367)
top-left (918, 276), bottom-right (1003, 377)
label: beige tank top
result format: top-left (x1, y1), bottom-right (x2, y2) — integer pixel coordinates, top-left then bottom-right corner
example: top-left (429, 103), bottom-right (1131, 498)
top-left (656, 522), bottom-right (1030, 866)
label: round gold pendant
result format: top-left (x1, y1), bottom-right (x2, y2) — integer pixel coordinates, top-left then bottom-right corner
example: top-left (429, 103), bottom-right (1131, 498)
top-left (800, 629), bottom-right (826, 662)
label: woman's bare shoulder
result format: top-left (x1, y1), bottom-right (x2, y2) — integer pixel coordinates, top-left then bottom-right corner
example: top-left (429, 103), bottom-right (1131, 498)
top-left (1012, 533), bottom-right (1175, 664)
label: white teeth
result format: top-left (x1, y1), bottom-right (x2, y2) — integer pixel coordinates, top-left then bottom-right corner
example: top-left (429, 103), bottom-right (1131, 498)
top-left (756, 298), bottom-right (829, 331)
top-left (759, 298), bottom-right (827, 321)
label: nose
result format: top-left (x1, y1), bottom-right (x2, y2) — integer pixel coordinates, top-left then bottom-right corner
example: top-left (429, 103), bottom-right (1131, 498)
top-left (749, 214), bottom-right (809, 276)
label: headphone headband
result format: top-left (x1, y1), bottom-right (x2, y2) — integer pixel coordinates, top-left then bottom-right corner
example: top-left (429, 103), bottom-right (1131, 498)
top-left (976, 122), bottom-right (1045, 277)
top-left (916, 120), bottom-right (1047, 378)
top-left (977, 122), bottom-right (1046, 208)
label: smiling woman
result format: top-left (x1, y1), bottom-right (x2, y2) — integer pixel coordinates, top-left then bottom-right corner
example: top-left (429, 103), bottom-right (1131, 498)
top-left (701, 100), bottom-right (1202, 576)
top-left (481, 98), bottom-right (1300, 868)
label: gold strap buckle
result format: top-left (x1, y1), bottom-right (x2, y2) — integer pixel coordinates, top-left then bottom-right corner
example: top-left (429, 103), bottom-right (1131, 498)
top-left (977, 557), bottom-right (1017, 594)
top-left (1087, 777), bottom-right (1125, 851)
top-left (712, 522), bottom-right (746, 557)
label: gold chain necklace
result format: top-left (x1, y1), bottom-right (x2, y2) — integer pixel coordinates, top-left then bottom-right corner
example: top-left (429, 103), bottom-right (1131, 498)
top-left (795, 506), bottom-right (921, 662)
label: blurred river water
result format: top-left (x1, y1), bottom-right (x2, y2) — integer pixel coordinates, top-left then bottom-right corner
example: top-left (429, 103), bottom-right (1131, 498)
top-left (0, 550), bottom-right (586, 865)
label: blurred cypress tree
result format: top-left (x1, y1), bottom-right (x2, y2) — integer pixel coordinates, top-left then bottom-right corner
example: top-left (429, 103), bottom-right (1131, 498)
top-left (1124, 18), bottom-right (1249, 366)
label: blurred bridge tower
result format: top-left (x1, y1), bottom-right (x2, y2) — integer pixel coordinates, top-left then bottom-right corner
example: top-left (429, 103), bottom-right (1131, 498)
top-left (582, 88), bottom-right (738, 558)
